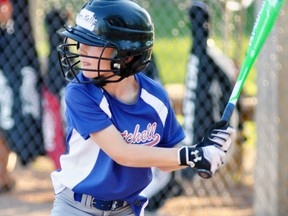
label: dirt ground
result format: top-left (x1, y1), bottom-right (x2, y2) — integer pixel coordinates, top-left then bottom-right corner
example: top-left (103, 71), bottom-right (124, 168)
top-left (0, 153), bottom-right (254, 216)
top-left (0, 157), bottom-right (54, 216)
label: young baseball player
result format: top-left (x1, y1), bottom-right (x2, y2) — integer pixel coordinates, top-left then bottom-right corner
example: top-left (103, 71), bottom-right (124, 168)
top-left (51, 0), bottom-right (234, 215)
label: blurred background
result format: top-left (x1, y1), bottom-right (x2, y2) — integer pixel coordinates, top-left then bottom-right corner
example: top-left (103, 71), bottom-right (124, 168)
top-left (0, 0), bottom-right (287, 215)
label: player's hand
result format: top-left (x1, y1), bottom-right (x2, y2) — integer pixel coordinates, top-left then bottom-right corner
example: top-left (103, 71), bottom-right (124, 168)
top-left (196, 120), bottom-right (235, 152)
top-left (178, 145), bottom-right (225, 177)
top-left (178, 120), bottom-right (235, 178)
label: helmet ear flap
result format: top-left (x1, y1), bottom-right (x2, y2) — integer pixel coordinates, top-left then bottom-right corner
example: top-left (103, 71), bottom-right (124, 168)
top-left (120, 55), bottom-right (148, 78)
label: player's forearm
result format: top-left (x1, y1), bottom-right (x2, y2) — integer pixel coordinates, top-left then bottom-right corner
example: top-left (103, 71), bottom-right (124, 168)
top-left (90, 125), bottom-right (182, 168)
top-left (156, 165), bottom-right (185, 172)
top-left (112, 144), bottom-right (180, 168)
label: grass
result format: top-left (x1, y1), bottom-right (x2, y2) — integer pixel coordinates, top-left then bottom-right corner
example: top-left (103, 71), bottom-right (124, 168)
top-left (153, 36), bottom-right (191, 84)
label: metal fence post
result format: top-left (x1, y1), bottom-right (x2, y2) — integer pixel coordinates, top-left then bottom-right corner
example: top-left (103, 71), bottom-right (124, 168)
top-left (254, 1), bottom-right (288, 216)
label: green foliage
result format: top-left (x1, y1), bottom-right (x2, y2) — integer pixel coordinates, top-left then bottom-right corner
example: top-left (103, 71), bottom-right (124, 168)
top-left (143, 0), bottom-right (190, 38)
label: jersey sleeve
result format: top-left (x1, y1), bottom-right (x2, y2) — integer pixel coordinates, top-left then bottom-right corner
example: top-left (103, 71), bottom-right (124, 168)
top-left (138, 74), bottom-right (185, 148)
top-left (65, 85), bottom-right (112, 140)
top-left (158, 103), bottom-right (185, 148)
top-left (147, 82), bottom-right (185, 148)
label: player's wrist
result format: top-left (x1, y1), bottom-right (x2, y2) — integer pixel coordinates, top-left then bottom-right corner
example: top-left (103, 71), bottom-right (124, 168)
top-left (178, 146), bottom-right (189, 166)
top-left (178, 146), bottom-right (202, 168)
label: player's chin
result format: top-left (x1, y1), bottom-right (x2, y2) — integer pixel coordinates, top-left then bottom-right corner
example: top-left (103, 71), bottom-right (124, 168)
top-left (82, 71), bottom-right (98, 79)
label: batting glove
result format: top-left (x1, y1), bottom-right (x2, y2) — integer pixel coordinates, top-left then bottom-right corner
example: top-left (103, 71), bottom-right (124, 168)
top-left (178, 120), bottom-right (235, 178)
top-left (178, 145), bottom-right (225, 176)
top-left (196, 120), bottom-right (235, 152)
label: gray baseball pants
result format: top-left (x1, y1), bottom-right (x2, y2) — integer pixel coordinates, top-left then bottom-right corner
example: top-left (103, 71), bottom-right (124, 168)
top-left (50, 187), bottom-right (135, 216)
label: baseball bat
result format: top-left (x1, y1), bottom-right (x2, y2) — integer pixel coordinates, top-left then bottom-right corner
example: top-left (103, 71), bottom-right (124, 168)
top-left (222, 0), bottom-right (285, 121)
top-left (198, 0), bottom-right (285, 179)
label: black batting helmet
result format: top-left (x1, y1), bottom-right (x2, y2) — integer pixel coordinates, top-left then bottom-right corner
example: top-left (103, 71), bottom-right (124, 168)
top-left (57, 0), bottom-right (154, 86)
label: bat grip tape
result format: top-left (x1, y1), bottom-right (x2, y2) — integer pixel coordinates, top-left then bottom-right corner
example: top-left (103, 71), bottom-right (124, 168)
top-left (221, 103), bottom-right (235, 122)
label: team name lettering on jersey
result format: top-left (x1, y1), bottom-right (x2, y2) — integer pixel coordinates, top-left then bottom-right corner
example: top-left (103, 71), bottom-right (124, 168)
top-left (121, 122), bottom-right (160, 146)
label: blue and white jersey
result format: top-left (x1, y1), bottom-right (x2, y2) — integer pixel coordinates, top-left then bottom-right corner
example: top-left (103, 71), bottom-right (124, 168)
top-left (51, 72), bottom-right (185, 211)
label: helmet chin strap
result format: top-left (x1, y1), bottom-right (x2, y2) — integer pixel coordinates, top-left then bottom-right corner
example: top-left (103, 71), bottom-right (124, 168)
top-left (90, 74), bottom-right (126, 87)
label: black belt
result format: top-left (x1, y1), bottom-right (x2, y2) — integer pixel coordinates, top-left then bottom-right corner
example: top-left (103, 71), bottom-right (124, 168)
top-left (74, 192), bottom-right (127, 211)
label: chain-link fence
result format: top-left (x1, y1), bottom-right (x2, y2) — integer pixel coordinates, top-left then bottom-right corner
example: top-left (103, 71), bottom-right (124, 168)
top-left (0, 0), bottom-right (277, 215)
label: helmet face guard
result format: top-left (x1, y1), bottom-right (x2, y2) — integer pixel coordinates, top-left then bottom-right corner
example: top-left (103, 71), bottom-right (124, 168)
top-left (57, 0), bottom-right (154, 87)
top-left (58, 36), bottom-right (126, 86)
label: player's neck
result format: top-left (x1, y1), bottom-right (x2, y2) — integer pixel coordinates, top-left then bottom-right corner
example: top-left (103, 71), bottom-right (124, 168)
top-left (103, 76), bottom-right (139, 104)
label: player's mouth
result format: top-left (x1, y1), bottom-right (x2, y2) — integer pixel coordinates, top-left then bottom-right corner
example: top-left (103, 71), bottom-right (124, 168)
top-left (81, 61), bottom-right (91, 67)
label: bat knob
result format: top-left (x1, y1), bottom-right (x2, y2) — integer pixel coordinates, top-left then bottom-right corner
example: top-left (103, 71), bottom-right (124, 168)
top-left (197, 169), bottom-right (212, 179)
